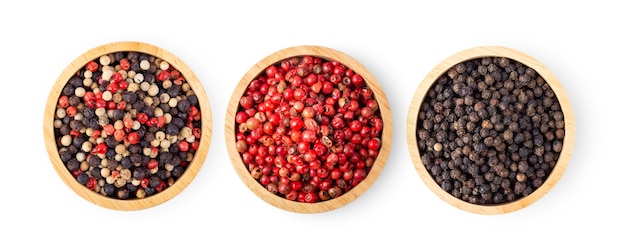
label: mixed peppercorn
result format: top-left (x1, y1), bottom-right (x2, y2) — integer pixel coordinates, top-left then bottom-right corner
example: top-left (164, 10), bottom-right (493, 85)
top-left (417, 57), bottom-right (564, 205)
top-left (234, 55), bottom-right (383, 203)
top-left (54, 51), bottom-right (202, 199)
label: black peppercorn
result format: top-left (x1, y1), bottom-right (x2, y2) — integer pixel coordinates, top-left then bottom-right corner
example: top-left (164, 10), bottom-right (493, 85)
top-left (130, 153), bottom-right (142, 164)
top-left (168, 85), bottom-right (182, 97)
top-left (417, 56), bottom-right (565, 205)
top-left (177, 99), bottom-right (190, 112)
top-left (111, 109), bottom-right (124, 121)
top-left (103, 184), bottom-right (116, 196)
top-left (171, 166), bottom-right (184, 177)
top-left (76, 172), bottom-right (89, 185)
top-left (59, 150), bottom-right (72, 162)
top-left (117, 189), bottom-right (130, 199)
top-left (66, 159), bottom-right (79, 172)
top-left (187, 94), bottom-right (198, 106)
top-left (91, 167), bottom-right (102, 179)
top-left (133, 167), bottom-right (147, 180)
top-left (144, 187), bottom-right (156, 196)
top-left (88, 155), bottom-right (101, 167)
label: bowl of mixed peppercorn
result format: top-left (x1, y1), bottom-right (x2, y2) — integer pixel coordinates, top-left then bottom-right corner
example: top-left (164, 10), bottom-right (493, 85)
top-left (225, 46), bottom-right (392, 213)
top-left (407, 46), bottom-right (575, 214)
top-left (44, 41), bottom-right (212, 211)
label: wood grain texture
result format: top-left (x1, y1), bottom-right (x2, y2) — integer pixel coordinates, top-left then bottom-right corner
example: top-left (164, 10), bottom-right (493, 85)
top-left (43, 41), bottom-right (212, 211)
top-left (406, 46), bottom-right (575, 215)
top-left (225, 45), bottom-right (392, 213)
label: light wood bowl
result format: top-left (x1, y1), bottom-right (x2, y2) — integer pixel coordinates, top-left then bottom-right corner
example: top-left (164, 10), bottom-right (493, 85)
top-left (43, 41), bottom-right (212, 211)
top-left (225, 45), bottom-right (392, 213)
top-left (407, 46), bottom-right (575, 215)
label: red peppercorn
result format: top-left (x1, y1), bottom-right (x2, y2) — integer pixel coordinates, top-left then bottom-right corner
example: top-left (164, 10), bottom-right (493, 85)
top-left (180, 160), bottom-right (189, 167)
top-left (147, 117), bottom-right (158, 127)
top-left (140, 177), bottom-right (150, 188)
top-left (83, 92), bottom-right (96, 107)
top-left (178, 140), bottom-right (189, 152)
top-left (117, 101), bottom-right (127, 110)
top-left (367, 138), bottom-right (381, 151)
top-left (371, 118), bottom-right (383, 131)
top-left (118, 80), bottom-right (128, 90)
top-left (95, 99), bottom-right (107, 108)
top-left (86, 61), bottom-right (99, 72)
top-left (106, 82), bottom-right (119, 93)
top-left (246, 117), bottom-right (260, 130)
top-left (127, 131), bottom-right (140, 144)
top-left (290, 117), bottom-right (304, 130)
top-left (283, 88), bottom-right (294, 101)
top-left (111, 72), bottom-right (123, 83)
top-left (156, 116), bottom-right (167, 128)
top-left (304, 192), bottom-right (318, 203)
top-left (191, 141), bottom-right (200, 151)
top-left (66, 106), bottom-right (77, 117)
top-left (106, 101), bottom-right (117, 110)
top-left (343, 169), bottom-right (354, 181)
top-left (156, 181), bottom-right (167, 192)
top-left (86, 177), bottom-right (98, 190)
top-left (235, 111), bottom-right (249, 124)
top-left (349, 120), bottom-right (362, 132)
top-left (147, 159), bottom-right (159, 170)
top-left (301, 130), bottom-right (317, 143)
top-left (351, 74), bottom-right (364, 87)
top-left (123, 118), bottom-right (134, 129)
top-left (72, 169), bottom-right (82, 178)
top-left (157, 70), bottom-right (170, 81)
top-left (103, 124), bottom-right (115, 136)
top-left (173, 76), bottom-right (185, 85)
top-left (119, 58), bottom-right (130, 70)
top-left (94, 143), bottom-right (108, 154)
top-left (329, 168), bottom-right (342, 180)
top-left (91, 129), bottom-right (101, 139)
top-left (113, 129), bottom-right (126, 141)
top-left (70, 130), bottom-right (81, 137)
top-left (188, 106), bottom-right (200, 118)
top-left (58, 95), bottom-right (69, 108)
top-left (136, 113), bottom-right (148, 124)
top-left (168, 69), bottom-right (179, 79)
top-left (293, 88), bottom-right (307, 101)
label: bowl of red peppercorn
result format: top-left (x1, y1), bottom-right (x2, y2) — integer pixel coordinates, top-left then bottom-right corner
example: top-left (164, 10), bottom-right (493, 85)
top-left (407, 46), bottom-right (575, 214)
top-left (225, 45), bottom-right (392, 213)
top-left (44, 41), bottom-right (212, 211)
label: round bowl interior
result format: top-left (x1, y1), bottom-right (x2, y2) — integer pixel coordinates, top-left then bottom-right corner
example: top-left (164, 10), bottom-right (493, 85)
top-left (225, 45), bottom-right (392, 213)
top-left (406, 46), bottom-right (575, 215)
top-left (43, 41), bottom-right (212, 211)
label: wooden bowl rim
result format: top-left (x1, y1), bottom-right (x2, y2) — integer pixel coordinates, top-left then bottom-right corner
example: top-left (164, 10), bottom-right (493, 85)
top-left (43, 41), bottom-right (213, 211)
top-left (225, 45), bottom-right (393, 213)
top-left (406, 45), bottom-right (575, 215)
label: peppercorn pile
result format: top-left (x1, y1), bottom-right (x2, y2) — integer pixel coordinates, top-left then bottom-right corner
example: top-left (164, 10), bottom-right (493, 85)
top-left (234, 56), bottom-right (383, 203)
top-left (417, 57), bottom-right (565, 205)
top-left (53, 52), bottom-right (202, 200)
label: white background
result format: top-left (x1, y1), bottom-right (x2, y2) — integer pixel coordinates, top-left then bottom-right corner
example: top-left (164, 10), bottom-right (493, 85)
top-left (1, 0), bottom-right (623, 240)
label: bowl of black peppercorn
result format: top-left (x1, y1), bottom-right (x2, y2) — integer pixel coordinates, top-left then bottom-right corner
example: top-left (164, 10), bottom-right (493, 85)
top-left (44, 41), bottom-right (212, 211)
top-left (407, 46), bottom-right (575, 214)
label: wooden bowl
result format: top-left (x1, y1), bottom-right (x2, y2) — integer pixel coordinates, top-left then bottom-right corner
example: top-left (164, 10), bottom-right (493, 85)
top-left (225, 45), bottom-right (392, 213)
top-left (406, 46), bottom-right (575, 215)
top-left (43, 41), bottom-right (212, 211)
